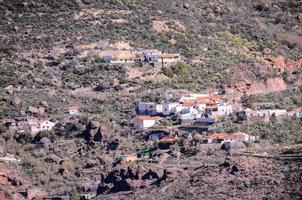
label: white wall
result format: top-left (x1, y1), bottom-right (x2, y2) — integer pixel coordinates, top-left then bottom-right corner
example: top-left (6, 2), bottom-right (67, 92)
top-left (143, 120), bottom-right (156, 128)
top-left (134, 119), bottom-right (155, 128)
top-left (162, 103), bottom-right (179, 115)
top-left (216, 105), bottom-right (233, 115)
top-left (69, 109), bottom-right (79, 115)
top-left (268, 109), bottom-right (287, 117)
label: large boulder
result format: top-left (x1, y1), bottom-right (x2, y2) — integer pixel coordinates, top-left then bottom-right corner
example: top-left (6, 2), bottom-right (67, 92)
top-left (26, 188), bottom-right (48, 200)
top-left (97, 166), bottom-right (173, 194)
top-left (266, 77), bottom-right (287, 92)
top-left (83, 121), bottom-right (108, 142)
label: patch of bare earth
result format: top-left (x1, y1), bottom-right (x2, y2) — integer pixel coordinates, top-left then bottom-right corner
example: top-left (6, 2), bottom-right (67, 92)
top-left (152, 20), bottom-right (170, 33)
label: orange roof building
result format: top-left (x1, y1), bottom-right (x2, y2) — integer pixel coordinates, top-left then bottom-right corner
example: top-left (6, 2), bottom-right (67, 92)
top-left (134, 115), bottom-right (156, 129)
top-left (159, 136), bottom-right (177, 143)
top-left (225, 131), bottom-right (257, 142)
top-left (204, 133), bottom-right (227, 144)
top-left (159, 54), bottom-right (180, 59)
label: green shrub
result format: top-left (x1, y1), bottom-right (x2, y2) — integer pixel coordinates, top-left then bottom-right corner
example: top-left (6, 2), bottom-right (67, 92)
top-left (171, 62), bottom-right (189, 76)
top-left (162, 67), bottom-right (174, 78)
top-left (14, 132), bottom-right (33, 144)
top-left (162, 62), bottom-right (189, 78)
top-left (33, 131), bottom-right (56, 143)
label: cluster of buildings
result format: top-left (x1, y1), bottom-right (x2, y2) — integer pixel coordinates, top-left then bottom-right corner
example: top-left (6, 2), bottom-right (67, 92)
top-left (115, 130), bottom-right (258, 163)
top-left (0, 117), bottom-right (56, 135)
top-left (133, 92), bottom-right (302, 129)
top-left (203, 131), bottom-right (257, 144)
top-left (134, 93), bottom-right (233, 128)
top-left (98, 49), bottom-right (181, 65)
top-left (0, 105), bottom-right (81, 136)
top-left (243, 108), bottom-right (302, 123)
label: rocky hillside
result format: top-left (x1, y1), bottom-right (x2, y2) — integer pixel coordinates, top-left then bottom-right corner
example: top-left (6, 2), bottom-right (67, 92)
top-left (0, 0), bottom-right (302, 199)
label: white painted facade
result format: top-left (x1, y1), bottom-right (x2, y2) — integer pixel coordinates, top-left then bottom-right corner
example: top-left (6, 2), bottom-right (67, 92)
top-left (225, 133), bottom-right (257, 142)
top-left (69, 109), bottom-right (79, 116)
top-left (162, 102), bottom-right (180, 115)
top-left (267, 109), bottom-right (287, 117)
top-left (134, 117), bottom-right (155, 128)
top-left (217, 104), bottom-right (233, 115)
top-left (195, 103), bottom-right (207, 111)
top-left (29, 120), bottom-right (56, 135)
top-left (138, 103), bottom-right (162, 115)
top-left (160, 56), bottom-right (181, 63)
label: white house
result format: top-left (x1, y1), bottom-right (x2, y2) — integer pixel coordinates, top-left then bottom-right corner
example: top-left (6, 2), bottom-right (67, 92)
top-left (195, 103), bottom-right (207, 112)
top-left (138, 102), bottom-right (162, 115)
top-left (245, 109), bottom-right (268, 117)
top-left (216, 104), bottom-right (233, 115)
top-left (162, 102), bottom-right (180, 115)
top-left (181, 106), bottom-right (198, 115)
top-left (133, 116), bottom-right (156, 129)
top-left (27, 118), bottom-right (56, 135)
top-left (67, 106), bottom-right (80, 116)
top-left (225, 132), bottom-right (257, 142)
top-left (159, 54), bottom-right (181, 63)
top-left (267, 109), bottom-right (287, 117)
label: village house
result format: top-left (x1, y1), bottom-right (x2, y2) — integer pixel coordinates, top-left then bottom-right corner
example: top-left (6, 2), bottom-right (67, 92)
top-left (180, 100), bottom-right (206, 114)
top-left (296, 112), bottom-right (302, 118)
top-left (215, 104), bottom-right (233, 116)
top-left (143, 53), bottom-right (159, 64)
top-left (98, 49), bottom-right (182, 65)
top-left (159, 135), bottom-right (178, 143)
top-left (196, 117), bottom-right (216, 125)
top-left (159, 54), bottom-right (181, 64)
top-left (138, 102), bottom-right (162, 115)
top-left (203, 133), bottom-right (227, 144)
top-left (67, 106), bottom-right (80, 116)
top-left (125, 154), bottom-right (139, 162)
top-left (133, 116), bottom-right (156, 129)
top-left (162, 102), bottom-right (181, 115)
top-left (0, 119), bottom-right (17, 129)
top-left (27, 118), bottom-right (56, 135)
top-left (266, 109), bottom-right (287, 117)
top-left (245, 108), bottom-right (270, 123)
top-left (225, 132), bottom-right (257, 142)
top-left (179, 113), bottom-right (201, 125)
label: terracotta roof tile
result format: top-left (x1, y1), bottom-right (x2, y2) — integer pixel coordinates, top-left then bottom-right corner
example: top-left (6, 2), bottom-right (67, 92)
top-left (135, 115), bottom-right (153, 120)
top-left (159, 54), bottom-right (180, 59)
top-left (207, 133), bottom-right (227, 139)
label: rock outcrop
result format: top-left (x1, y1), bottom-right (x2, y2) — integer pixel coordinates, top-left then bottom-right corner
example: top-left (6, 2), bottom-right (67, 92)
top-left (222, 77), bottom-right (287, 95)
top-left (97, 165), bottom-right (174, 194)
top-left (83, 121), bottom-right (108, 142)
top-left (265, 55), bottom-right (302, 73)
top-left (25, 188), bottom-right (48, 200)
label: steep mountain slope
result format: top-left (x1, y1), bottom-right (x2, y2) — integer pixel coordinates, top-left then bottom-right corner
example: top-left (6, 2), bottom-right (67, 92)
top-left (0, 0), bottom-right (302, 199)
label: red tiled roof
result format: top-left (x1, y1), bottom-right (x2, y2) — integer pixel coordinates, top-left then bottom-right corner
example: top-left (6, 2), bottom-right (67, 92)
top-left (207, 133), bottom-right (226, 139)
top-left (160, 136), bottom-right (177, 143)
top-left (67, 106), bottom-right (79, 110)
top-left (135, 115), bottom-right (154, 120)
top-left (159, 54), bottom-right (180, 59)
top-left (181, 100), bottom-right (196, 107)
